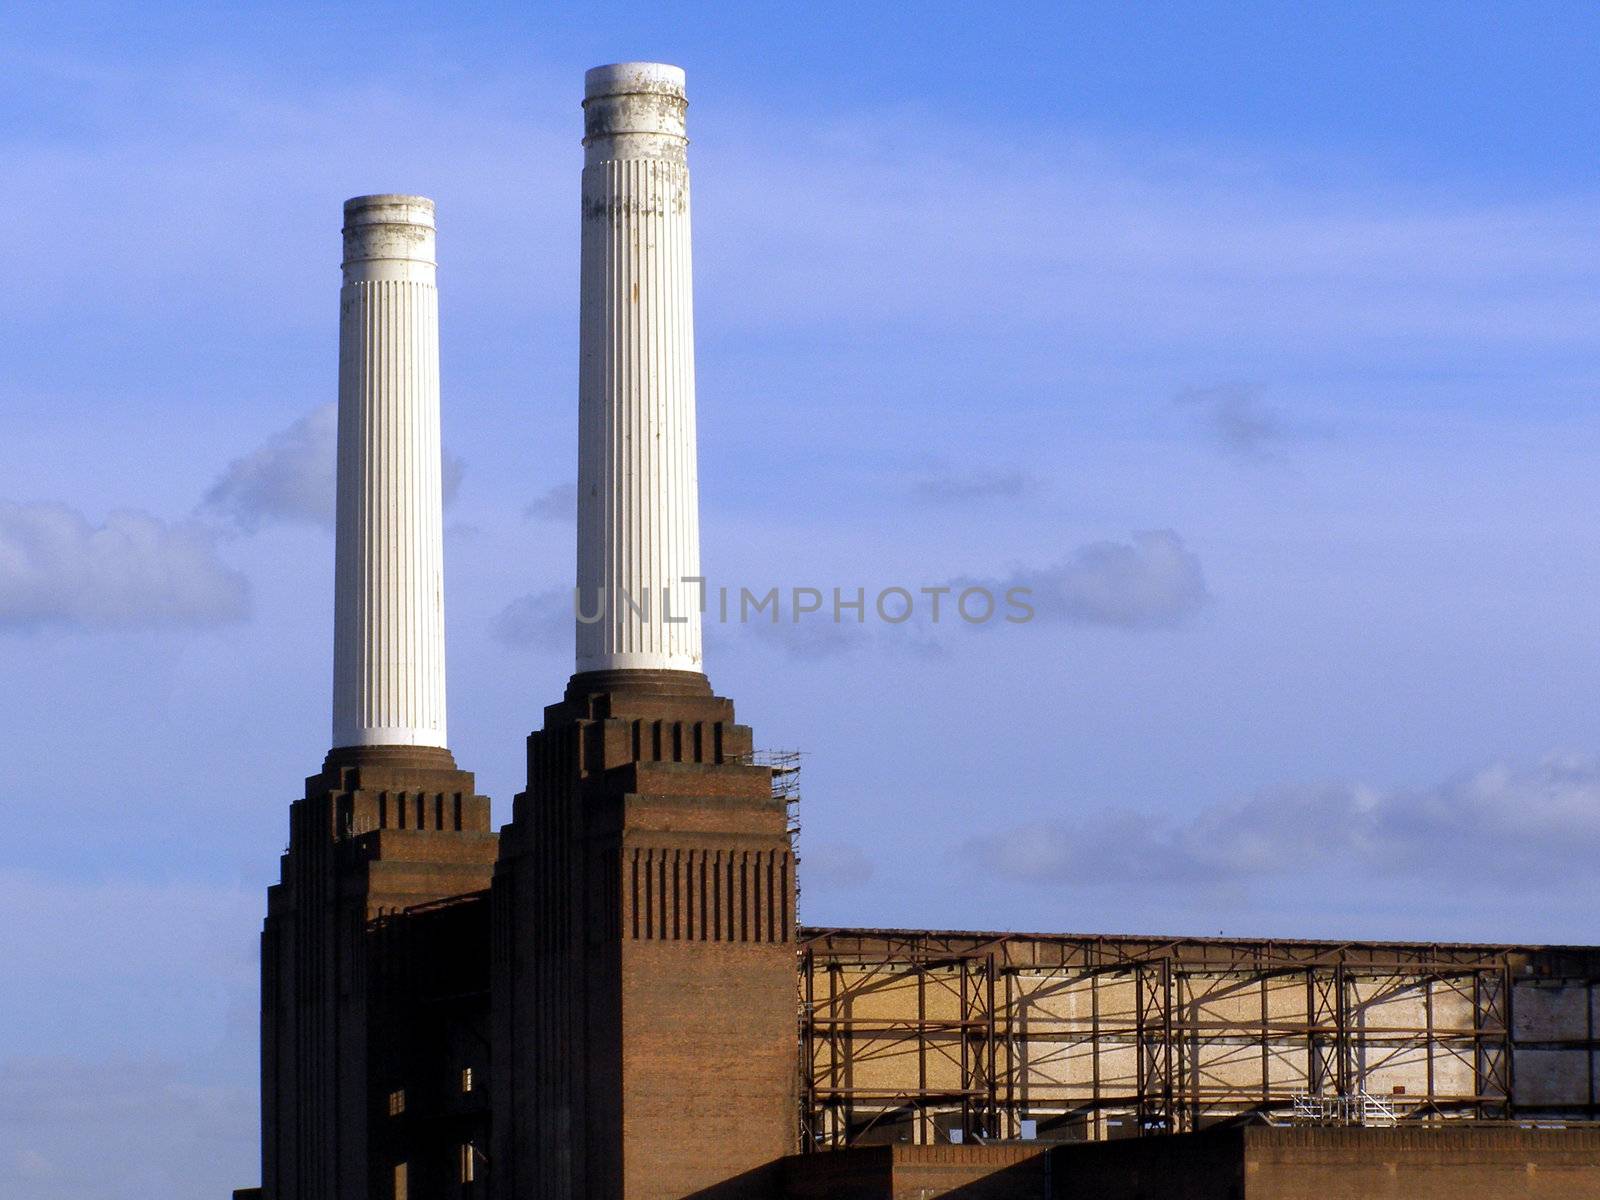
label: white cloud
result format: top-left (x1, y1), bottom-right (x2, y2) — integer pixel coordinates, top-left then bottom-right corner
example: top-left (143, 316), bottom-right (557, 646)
top-left (995, 530), bottom-right (1210, 629)
top-left (203, 404), bottom-right (464, 534)
top-left (203, 402), bottom-right (463, 533)
top-left (498, 529), bottom-right (1207, 659)
top-left (1175, 383), bottom-right (1324, 462)
top-left (524, 481), bottom-right (577, 521)
top-left (491, 587), bottom-right (570, 650)
top-left (0, 501), bottom-right (248, 631)
top-left (442, 455), bottom-right (466, 509)
top-left (970, 753), bottom-right (1600, 895)
top-left (203, 403), bottom-right (337, 531)
top-left (731, 613), bottom-right (868, 660)
top-left (914, 469), bottom-right (1035, 503)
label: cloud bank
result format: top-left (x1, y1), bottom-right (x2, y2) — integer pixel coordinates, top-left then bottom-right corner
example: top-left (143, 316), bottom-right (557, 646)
top-left (494, 530), bottom-right (1209, 658)
top-left (202, 403), bottom-right (338, 531)
top-left (914, 469), bottom-right (1035, 503)
top-left (970, 753), bottom-right (1600, 896)
top-left (0, 501), bottom-right (249, 631)
top-left (524, 482), bottom-right (577, 521)
top-left (996, 529), bottom-right (1210, 629)
top-left (491, 587), bottom-right (570, 650)
top-left (202, 403), bottom-right (463, 532)
top-left (1175, 383), bottom-right (1321, 462)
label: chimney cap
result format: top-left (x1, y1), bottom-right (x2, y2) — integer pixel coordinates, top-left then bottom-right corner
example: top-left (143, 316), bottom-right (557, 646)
top-left (584, 62), bottom-right (686, 101)
top-left (341, 195), bottom-right (435, 273)
top-left (343, 194), bottom-right (436, 226)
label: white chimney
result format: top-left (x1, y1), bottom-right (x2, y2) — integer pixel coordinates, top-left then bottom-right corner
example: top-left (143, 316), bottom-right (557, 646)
top-left (575, 63), bottom-right (705, 675)
top-left (331, 194), bottom-right (449, 748)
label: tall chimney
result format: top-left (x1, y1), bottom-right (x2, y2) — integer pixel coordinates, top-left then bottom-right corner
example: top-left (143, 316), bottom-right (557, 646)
top-left (262, 196), bottom-right (497, 1200)
top-left (576, 62), bottom-right (704, 676)
top-left (491, 65), bottom-right (797, 1200)
top-left (332, 194), bottom-right (448, 748)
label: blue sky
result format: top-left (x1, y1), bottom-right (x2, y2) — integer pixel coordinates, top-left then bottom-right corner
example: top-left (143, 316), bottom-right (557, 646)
top-left (2, 3), bottom-right (1598, 1195)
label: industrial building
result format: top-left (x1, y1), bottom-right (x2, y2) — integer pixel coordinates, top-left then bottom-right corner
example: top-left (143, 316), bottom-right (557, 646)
top-left (799, 928), bottom-right (1600, 1144)
top-left (240, 63), bottom-right (1600, 1199)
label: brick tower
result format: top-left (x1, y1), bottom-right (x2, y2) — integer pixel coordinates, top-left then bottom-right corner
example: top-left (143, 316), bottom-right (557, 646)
top-left (261, 196), bottom-right (498, 1200)
top-left (490, 65), bottom-right (798, 1199)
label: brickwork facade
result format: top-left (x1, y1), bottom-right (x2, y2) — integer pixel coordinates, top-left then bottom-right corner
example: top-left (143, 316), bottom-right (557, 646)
top-left (490, 670), bottom-right (797, 1200)
top-left (261, 746), bottom-right (497, 1200)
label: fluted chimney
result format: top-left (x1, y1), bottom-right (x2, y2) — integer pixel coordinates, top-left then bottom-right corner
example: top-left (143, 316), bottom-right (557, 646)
top-left (576, 63), bottom-right (704, 676)
top-left (491, 66), bottom-right (797, 1200)
top-left (332, 194), bottom-right (449, 748)
top-left (261, 196), bottom-right (498, 1200)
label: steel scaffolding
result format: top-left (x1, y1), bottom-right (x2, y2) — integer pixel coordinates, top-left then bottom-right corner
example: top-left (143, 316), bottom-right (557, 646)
top-left (798, 929), bottom-right (1600, 1148)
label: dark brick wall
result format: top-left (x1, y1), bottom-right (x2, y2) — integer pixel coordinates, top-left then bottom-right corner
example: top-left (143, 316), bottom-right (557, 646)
top-left (781, 1146), bottom-right (1049, 1199)
top-left (1049, 1126), bottom-right (1600, 1200)
top-left (261, 746), bottom-right (497, 1200)
top-left (1049, 1129), bottom-right (1247, 1200)
top-left (1242, 1127), bottom-right (1600, 1200)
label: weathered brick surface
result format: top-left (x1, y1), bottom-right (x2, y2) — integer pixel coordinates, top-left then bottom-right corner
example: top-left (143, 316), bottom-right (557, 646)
top-left (622, 940), bottom-right (796, 1195)
top-left (492, 670), bottom-right (796, 1200)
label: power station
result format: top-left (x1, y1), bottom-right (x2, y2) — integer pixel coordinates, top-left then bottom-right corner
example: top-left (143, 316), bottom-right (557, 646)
top-left (243, 65), bottom-right (1600, 1200)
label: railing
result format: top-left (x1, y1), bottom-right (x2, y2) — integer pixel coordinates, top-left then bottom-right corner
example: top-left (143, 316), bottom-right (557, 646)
top-left (1288, 1091), bottom-right (1400, 1127)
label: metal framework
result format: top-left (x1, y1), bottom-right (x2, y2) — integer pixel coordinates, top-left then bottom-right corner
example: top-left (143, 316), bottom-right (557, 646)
top-left (798, 929), bottom-right (1600, 1148)
top-left (738, 749), bottom-right (802, 905)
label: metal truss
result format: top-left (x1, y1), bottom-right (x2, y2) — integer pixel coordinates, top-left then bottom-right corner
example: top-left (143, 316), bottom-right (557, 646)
top-left (798, 929), bottom-right (1599, 1147)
